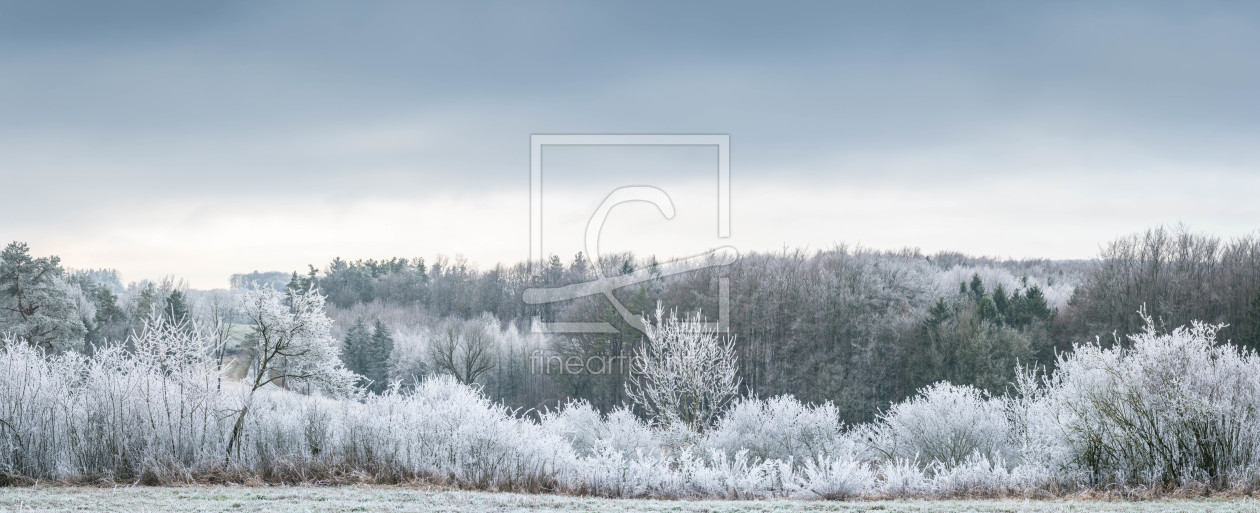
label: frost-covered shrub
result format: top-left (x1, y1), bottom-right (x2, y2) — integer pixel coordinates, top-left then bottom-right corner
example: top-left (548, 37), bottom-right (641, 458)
top-left (119, 316), bottom-right (225, 475)
top-left (864, 382), bottom-right (1011, 469)
top-left (540, 400), bottom-right (657, 458)
top-left (239, 388), bottom-right (313, 470)
top-left (929, 453), bottom-right (1016, 497)
top-left (0, 316), bottom-right (227, 481)
top-left (566, 447), bottom-right (661, 497)
top-left (875, 458), bottom-right (930, 497)
top-left (705, 395), bottom-right (848, 464)
top-left (0, 339), bottom-right (81, 478)
top-left (342, 375), bottom-right (576, 489)
top-left (1033, 318), bottom-right (1260, 486)
top-left (797, 455), bottom-right (876, 499)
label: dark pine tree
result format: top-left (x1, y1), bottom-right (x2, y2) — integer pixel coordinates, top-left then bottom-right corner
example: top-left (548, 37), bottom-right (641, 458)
top-left (369, 319), bottom-right (395, 394)
top-left (992, 283), bottom-right (1010, 323)
top-left (342, 319), bottom-right (372, 388)
top-left (166, 290), bottom-right (190, 324)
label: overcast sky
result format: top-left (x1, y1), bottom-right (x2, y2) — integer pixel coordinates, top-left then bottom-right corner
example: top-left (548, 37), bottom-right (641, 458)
top-left (2, 1), bottom-right (1258, 288)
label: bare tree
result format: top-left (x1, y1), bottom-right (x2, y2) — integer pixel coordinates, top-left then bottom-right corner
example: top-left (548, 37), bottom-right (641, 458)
top-left (428, 315), bottom-right (496, 386)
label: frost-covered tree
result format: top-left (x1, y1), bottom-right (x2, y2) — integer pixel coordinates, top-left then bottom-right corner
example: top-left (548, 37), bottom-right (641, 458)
top-left (225, 286), bottom-right (357, 461)
top-left (386, 328), bottom-right (429, 392)
top-left (200, 290), bottom-right (236, 391)
top-left (0, 242), bottom-right (85, 351)
top-left (626, 305), bottom-right (740, 430)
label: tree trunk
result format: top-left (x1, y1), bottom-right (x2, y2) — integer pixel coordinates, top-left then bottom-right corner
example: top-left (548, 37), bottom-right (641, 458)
top-left (224, 398), bottom-right (252, 466)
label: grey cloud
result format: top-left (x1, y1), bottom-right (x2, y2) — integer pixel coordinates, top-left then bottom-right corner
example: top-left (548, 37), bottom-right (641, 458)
top-left (1, 0), bottom-right (1258, 283)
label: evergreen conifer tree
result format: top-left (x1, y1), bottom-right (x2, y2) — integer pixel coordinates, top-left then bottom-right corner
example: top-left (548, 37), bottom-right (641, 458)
top-left (368, 319), bottom-right (395, 393)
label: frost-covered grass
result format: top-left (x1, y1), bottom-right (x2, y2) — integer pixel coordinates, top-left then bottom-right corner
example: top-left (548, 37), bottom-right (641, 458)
top-left (0, 486), bottom-right (1257, 513)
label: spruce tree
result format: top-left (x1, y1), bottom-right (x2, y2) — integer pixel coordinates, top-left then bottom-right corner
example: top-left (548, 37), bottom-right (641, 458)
top-left (341, 319), bottom-right (372, 388)
top-left (1024, 285), bottom-right (1052, 320)
top-left (369, 319), bottom-right (395, 393)
top-left (88, 285), bottom-right (127, 348)
top-left (135, 283), bottom-right (164, 322)
top-left (166, 290), bottom-right (190, 324)
top-left (992, 283), bottom-right (1009, 321)
top-left (619, 258), bottom-right (635, 276)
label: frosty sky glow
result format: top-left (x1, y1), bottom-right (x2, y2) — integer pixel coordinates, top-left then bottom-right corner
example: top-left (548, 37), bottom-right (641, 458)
top-left (2, 1), bottom-right (1258, 288)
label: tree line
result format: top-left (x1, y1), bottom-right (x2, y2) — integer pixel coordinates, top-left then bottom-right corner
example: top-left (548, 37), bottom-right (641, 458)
top-left (4, 225), bottom-right (1260, 423)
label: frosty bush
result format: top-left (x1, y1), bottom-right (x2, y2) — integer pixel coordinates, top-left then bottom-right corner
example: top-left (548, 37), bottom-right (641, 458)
top-left (349, 375), bottom-right (572, 489)
top-left (864, 382), bottom-right (1011, 469)
top-left (0, 316), bottom-right (226, 481)
top-left (87, 315), bottom-right (224, 479)
top-left (540, 400), bottom-right (657, 458)
top-left (799, 455), bottom-right (877, 499)
top-left (706, 395), bottom-right (849, 464)
top-left (0, 338), bottom-right (80, 478)
top-left (1033, 316), bottom-right (1260, 486)
top-left (874, 458), bottom-right (930, 497)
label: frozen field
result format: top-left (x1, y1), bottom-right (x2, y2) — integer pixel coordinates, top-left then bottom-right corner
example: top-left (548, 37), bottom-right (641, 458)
top-left (0, 487), bottom-right (1258, 513)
